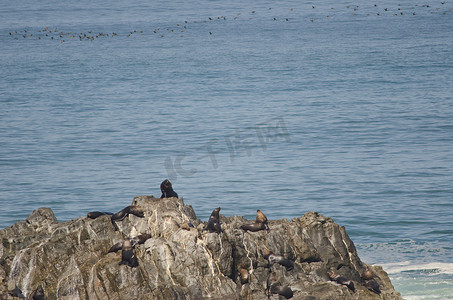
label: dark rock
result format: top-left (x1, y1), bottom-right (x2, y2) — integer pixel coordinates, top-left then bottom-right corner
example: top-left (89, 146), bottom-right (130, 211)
top-left (0, 196), bottom-right (402, 299)
top-left (364, 278), bottom-right (381, 294)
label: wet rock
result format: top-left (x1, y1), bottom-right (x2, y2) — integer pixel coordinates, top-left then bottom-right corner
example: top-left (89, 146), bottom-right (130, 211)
top-left (0, 196), bottom-right (402, 299)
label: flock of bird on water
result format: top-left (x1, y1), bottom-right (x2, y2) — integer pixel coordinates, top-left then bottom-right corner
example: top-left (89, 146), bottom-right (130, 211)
top-left (6, 2), bottom-right (451, 44)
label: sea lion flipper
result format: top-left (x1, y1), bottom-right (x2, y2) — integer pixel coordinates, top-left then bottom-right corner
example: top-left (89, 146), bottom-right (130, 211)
top-left (108, 242), bottom-right (123, 253)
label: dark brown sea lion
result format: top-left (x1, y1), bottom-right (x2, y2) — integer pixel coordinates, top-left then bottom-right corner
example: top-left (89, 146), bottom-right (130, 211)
top-left (361, 265), bottom-right (380, 294)
top-left (328, 271), bottom-right (355, 292)
top-left (160, 179), bottom-right (179, 198)
top-left (118, 240), bottom-right (139, 267)
top-left (87, 211), bottom-right (113, 219)
top-left (266, 272), bottom-right (293, 299)
top-left (111, 206), bottom-right (144, 221)
top-left (364, 279), bottom-right (381, 294)
top-left (240, 209), bottom-right (270, 232)
top-left (203, 207), bottom-right (221, 233)
top-left (108, 241), bottom-right (123, 253)
top-left (240, 222), bottom-right (267, 232)
top-left (262, 248), bottom-right (294, 271)
top-left (30, 285), bottom-right (46, 300)
top-left (130, 233), bottom-right (151, 247)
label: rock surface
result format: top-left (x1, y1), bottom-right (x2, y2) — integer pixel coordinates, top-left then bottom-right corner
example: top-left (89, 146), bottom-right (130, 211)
top-left (0, 196), bottom-right (402, 299)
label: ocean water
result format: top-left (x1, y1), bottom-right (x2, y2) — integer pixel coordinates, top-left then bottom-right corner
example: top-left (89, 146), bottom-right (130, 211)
top-left (1, 0), bottom-right (453, 298)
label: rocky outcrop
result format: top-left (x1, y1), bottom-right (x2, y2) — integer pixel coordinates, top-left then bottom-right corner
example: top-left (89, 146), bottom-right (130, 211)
top-left (0, 196), bottom-right (402, 299)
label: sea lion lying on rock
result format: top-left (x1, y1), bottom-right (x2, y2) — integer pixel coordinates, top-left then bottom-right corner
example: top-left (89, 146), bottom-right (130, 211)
top-left (328, 271), bottom-right (355, 292)
top-left (240, 209), bottom-right (270, 232)
top-left (262, 248), bottom-right (294, 271)
top-left (266, 272), bottom-right (293, 299)
top-left (362, 266), bottom-right (381, 294)
top-left (86, 211), bottom-right (113, 219)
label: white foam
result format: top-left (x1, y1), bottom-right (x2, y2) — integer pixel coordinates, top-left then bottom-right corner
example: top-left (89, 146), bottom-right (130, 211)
top-left (381, 261), bottom-right (453, 275)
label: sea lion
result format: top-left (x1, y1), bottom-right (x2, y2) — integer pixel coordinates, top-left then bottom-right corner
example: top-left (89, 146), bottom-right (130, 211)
top-left (30, 285), bottom-right (46, 300)
top-left (240, 209), bottom-right (270, 232)
top-left (108, 241), bottom-right (123, 253)
top-left (118, 239), bottom-right (139, 267)
top-left (262, 249), bottom-right (294, 271)
top-left (266, 272), bottom-right (293, 299)
top-left (362, 266), bottom-right (374, 280)
top-left (87, 211), bottom-right (113, 219)
top-left (203, 207), bottom-right (222, 233)
top-left (108, 234), bottom-right (151, 253)
top-left (239, 267), bottom-right (249, 284)
top-left (111, 206), bottom-right (144, 221)
top-left (364, 279), bottom-right (381, 294)
top-left (130, 233), bottom-right (151, 247)
top-left (327, 271), bottom-right (355, 292)
top-left (160, 179), bottom-right (179, 198)
top-left (240, 222), bottom-right (267, 232)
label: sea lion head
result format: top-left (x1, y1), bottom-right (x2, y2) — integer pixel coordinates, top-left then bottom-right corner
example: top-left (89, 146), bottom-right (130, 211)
top-left (122, 239), bottom-right (132, 251)
top-left (210, 207), bottom-right (221, 218)
top-left (256, 209), bottom-right (268, 224)
top-left (362, 266), bottom-right (374, 280)
top-left (160, 179), bottom-right (173, 192)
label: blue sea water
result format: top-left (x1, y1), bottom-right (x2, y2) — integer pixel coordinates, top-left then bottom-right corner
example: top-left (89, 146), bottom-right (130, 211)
top-left (1, 0), bottom-right (453, 298)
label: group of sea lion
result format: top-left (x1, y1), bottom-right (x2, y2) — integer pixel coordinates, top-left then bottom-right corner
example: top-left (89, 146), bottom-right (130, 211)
top-left (200, 194), bottom-right (381, 298)
top-left (8, 179), bottom-right (380, 298)
top-left (201, 205), bottom-right (294, 298)
top-left (326, 265), bottom-right (381, 295)
top-left (86, 179), bottom-right (179, 268)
